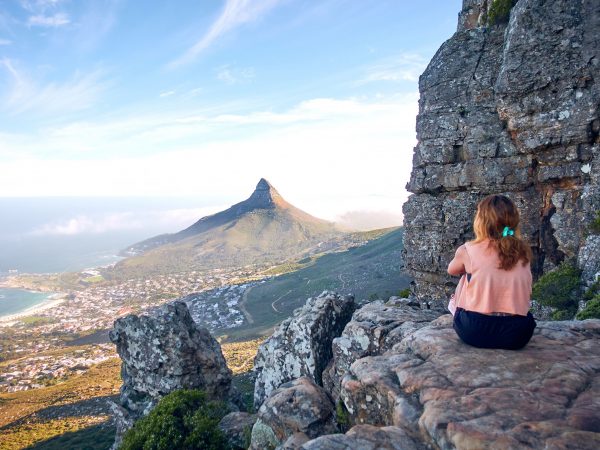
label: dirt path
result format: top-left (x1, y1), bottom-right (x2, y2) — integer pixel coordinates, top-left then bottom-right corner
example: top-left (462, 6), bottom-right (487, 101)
top-left (239, 285), bottom-right (255, 325)
top-left (338, 273), bottom-right (347, 291)
top-left (271, 289), bottom-right (292, 313)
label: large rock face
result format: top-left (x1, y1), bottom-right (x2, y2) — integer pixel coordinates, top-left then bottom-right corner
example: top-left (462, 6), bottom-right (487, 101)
top-left (334, 316), bottom-right (600, 449)
top-left (403, 0), bottom-right (600, 301)
top-left (109, 301), bottom-right (238, 447)
top-left (253, 291), bottom-right (355, 408)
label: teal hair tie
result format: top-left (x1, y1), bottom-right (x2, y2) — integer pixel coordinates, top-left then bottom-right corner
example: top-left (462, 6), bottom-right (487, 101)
top-left (502, 226), bottom-right (515, 237)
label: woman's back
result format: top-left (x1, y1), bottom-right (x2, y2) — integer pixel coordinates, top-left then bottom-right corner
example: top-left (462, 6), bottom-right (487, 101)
top-left (460, 239), bottom-right (532, 316)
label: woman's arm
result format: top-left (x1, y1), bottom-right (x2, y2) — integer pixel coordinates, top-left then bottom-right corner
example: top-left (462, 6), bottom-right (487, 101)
top-left (448, 245), bottom-right (467, 276)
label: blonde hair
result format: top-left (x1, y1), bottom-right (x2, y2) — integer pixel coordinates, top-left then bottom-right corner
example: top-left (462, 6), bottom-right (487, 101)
top-left (473, 194), bottom-right (532, 270)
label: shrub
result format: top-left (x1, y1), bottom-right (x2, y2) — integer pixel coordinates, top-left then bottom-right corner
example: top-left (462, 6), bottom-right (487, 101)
top-left (120, 389), bottom-right (230, 450)
top-left (576, 296), bottom-right (600, 320)
top-left (398, 288), bottom-right (411, 298)
top-left (487, 0), bottom-right (517, 25)
top-left (336, 400), bottom-right (351, 433)
top-left (590, 211), bottom-right (600, 234)
top-left (532, 262), bottom-right (581, 320)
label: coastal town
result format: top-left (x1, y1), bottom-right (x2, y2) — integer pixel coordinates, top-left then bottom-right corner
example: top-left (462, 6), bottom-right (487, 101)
top-left (0, 265), bottom-right (268, 393)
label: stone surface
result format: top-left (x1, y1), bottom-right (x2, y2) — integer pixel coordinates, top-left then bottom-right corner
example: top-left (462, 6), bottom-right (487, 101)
top-left (301, 425), bottom-right (422, 450)
top-left (219, 412), bottom-right (256, 449)
top-left (403, 0), bottom-right (600, 302)
top-left (323, 300), bottom-right (442, 401)
top-left (337, 315), bottom-right (600, 449)
top-left (108, 301), bottom-right (238, 447)
top-left (250, 377), bottom-right (337, 450)
top-left (253, 291), bottom-right (355, 408)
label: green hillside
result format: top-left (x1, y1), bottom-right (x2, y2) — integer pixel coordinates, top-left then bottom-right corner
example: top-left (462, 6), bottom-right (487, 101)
top-left (221, 227), bottom-right (410, 341)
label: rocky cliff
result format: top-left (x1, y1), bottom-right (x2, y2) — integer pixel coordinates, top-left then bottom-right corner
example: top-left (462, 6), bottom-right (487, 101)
top-left (250, 295), bottom-right (600, 449)
top-left (403, 0), bottom-right (600, 301)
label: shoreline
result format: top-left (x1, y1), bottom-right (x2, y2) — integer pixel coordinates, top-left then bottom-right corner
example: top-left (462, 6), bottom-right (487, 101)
top-left (0, 292), bottom-right (67, 325)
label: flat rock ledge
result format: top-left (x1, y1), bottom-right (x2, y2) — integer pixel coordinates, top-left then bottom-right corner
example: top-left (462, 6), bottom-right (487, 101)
top-left (322, 315), bottom-right (600, 450)
top-left (324, 299), bottom-right (443, 402)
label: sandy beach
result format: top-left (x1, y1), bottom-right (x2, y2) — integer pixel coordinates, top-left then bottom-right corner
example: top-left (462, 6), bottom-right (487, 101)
top-left (0, 293), bottom-right (67, 326)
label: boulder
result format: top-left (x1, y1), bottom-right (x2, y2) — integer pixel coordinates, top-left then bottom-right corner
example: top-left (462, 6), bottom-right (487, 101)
top-left (301, 425), bottom-right (422, 450)
top-left (250, 377), bottom-right (337, 450)
top-left (338, 315), bottom-right (600, 449)
top-left (323, 300), bottom-right (442, 401)
top-left (219, 412), bottom-right (257, 449)
top-left (254, 291), bottom-right (355, 408)
top-left (109, 301), bottom-right (239, 447)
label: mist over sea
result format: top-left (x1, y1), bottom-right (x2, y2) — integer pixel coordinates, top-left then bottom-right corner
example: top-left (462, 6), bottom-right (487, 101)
top-left (0, 197), bottom-right (228, 274)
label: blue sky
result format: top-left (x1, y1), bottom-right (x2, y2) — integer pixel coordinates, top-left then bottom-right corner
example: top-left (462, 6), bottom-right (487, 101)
top-left (0, 0), bottom-right (461, 226)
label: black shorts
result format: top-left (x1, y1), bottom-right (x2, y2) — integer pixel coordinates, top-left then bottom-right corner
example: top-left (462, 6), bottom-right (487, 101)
top-left (453, 307), bottom-right (536, 350)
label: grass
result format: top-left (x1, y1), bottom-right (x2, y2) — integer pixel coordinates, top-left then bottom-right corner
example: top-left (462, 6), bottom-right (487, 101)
top-left (1, 336), bottom-right (263, 450)
top-left (223, 227), bottom-right (409, 341)
top-left (83, 276), bottom-right (104, 284)
top-left (0, 359), bottom-right (121, 450)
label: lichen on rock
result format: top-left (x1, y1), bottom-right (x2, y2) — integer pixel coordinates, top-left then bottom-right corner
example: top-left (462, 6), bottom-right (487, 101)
top-left (253, 291), bottom-right (355, 409)
top-left (403, 0), bottom-right (600, 303)
top-left (108, 301), bottom-right (239, 448)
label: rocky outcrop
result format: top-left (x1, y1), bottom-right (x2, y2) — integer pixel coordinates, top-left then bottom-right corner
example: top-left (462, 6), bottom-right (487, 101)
top-left (323, 300), bottom-right (443, 401)
top-left (250, 377), bottom-right (337, 450)
top-left (249, 292), bottom-right (600, 449)
top-left (403, 0), bottom-right (600, 302)
top-left (332, 315), bottom-right (600, 449)
top-left (219, 412), bottom-right (257, 449)
top-left (253, 291), bottom-right (355, 408)
top-left (109, 301), bottom-right (239, 447)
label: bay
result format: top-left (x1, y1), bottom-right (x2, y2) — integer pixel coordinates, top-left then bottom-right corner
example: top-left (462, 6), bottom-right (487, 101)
top-left (0, 288), bottom-right (55, 317)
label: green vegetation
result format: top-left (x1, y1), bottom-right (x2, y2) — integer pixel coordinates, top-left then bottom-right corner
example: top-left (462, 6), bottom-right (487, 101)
top-left (0, 359), bottom-right (121, 450)
top-left (486, 0), bottom-right (516, 25)
top-left (532, 262), bottom-right (581, 320)
top-left (590, 211), bottom-right (600, 234)
top-left (83, 275), bottom-right (104, 284)
top-left (23, 423), bottom-right (114, 450)
top-left (398, 288), bottom-right (411, 298)
top-left (576, 279), bottom-right (600, 320)
top-left (19, 315), bottom-right (57, 327)
top-left (120, 390), bottom-right (230, 450)
top-left (223, 227), bottom-right (409, 342)
top-left (336, 400), bottom-right (351, 433)
top-left (576, 298), bottom-right (600, 320)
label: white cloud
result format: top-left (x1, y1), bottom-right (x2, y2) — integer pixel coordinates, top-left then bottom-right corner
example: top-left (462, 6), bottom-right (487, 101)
top-left (159, 90), bottom-right (176, 98)
top-left (359, 53), bottom-right (428, 84)
top-left (29, 207), bottom-right (226, 236)
top-left (28, 12), bottom-right (70, 27)
top-left (169, 0), bottom-right (283, 68)
top-left (0, 39), bottom-right (11, 45)
top-left (0, 93), bottom-right (418, 220)
top-left (0, 58), bottom-right (108, 115)
top-left (216, 65), bottom-right (254, 84)
top-left (335, 210), bottom-right (404, 231)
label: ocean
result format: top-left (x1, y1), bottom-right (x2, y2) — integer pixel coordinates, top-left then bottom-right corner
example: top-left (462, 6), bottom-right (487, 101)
top-left (0, 196), bottom-right (227, 274)
top-left (0, 288), bottom-right (55, 317)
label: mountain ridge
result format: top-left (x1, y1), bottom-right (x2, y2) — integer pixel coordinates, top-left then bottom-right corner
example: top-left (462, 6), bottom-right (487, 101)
top-left (114, 179), bottom-right (347, 277)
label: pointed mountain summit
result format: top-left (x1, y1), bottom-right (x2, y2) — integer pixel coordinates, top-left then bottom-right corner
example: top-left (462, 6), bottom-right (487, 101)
top-left (245, 178), bottom-right (284, 209)
top-left (117, 179), bottom-right (345, 276)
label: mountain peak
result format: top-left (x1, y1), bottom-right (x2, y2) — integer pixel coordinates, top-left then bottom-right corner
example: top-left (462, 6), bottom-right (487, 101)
top-left (246, 178), bottom-right (285, 209)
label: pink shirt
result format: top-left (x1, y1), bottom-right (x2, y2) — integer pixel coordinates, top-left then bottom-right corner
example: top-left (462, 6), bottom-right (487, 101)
top-left (447, 239), bottom-right (532, 316)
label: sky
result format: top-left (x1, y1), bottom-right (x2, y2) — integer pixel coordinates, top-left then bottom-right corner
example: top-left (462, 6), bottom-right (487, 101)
top-left (0, 0), bottom-right (462, 228)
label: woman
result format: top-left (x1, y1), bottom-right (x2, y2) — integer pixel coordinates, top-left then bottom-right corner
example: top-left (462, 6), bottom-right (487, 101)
top-left (448, 194), bottom-right (536, 350)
